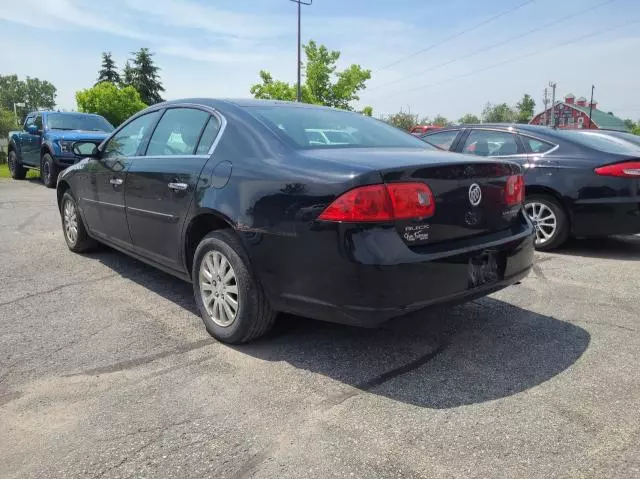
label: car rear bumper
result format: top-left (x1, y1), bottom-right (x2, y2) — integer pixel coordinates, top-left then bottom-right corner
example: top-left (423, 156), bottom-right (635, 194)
top-left (571, 198), bottom-right (640, 237)
top-left (255, 216), bottom-right (535, 327)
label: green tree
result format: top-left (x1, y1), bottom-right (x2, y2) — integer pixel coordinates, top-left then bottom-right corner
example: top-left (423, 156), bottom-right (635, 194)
top-left (623, 119), bottom-right (636, 131)
top-left (360, 106), bottom-right (373, 117)
top-left (250, 40), bottom-right (371, 110)
top-left (122, 61), bottom-right (135, 87)
top-left (129, 48), bottom-right (165, 105)
top-left (633, 124), bottom-right (640, 136)
top-left (515, 94), bottom-right (536, 124)
top-left (432, 114), bottom-right (450, 127)
top-left (96, 51), bottom-right (121, 85)
top-left (0, 74), bottom-right (56, 121)
top-left (0, 108), bottom-right (17, 137)
top-left (458, 113), bottom-right (480, 124)
top-left (76, 82), bottom-right (147, 126)
top-left (482, 102), bottom-right (516, 123)
top-left (383, 110), bottom-right (419, 131)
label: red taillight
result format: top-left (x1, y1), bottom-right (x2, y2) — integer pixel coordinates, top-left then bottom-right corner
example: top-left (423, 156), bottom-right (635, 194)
top-left (505, 175), bottom-right (525, 206)
top-left (595, 161), bottom-right (640, 178)
top-left (319, 182), bottom-right (435, 222)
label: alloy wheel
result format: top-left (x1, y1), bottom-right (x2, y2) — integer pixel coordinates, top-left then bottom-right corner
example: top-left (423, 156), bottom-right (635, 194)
top-left (199, 250), bottom-right (239, 327)
top-left (525, 201), bottom-right (557, 246)
top-left (63, 199), bottom-right (79, 245)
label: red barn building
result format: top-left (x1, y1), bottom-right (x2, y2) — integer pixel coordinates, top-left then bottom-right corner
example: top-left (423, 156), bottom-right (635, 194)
top-left (529, 93), bottom-right (628, 131)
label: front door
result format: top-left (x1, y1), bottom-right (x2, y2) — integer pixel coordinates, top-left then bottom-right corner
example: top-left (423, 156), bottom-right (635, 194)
top-left (126, 108), bottom-right (221, 269)
top-left (20, 114), bottom-right (42, 166)
top-left (89, 110), bottom-right (162, 248)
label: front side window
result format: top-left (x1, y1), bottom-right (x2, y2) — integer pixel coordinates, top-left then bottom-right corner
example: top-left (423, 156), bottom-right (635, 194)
top-left (195, 115), bottom-right (222, 154)
top-left (245, 105), bottom-right (436, 150)
top-left (422, 130), bottom-right (460, 150)
top-left (462, 130), bottom-right (520, 157)
top-left (34, 115), bottom-right (43, 130)
top-left (24, 115), bottom-right (35, 130)
top-left (103, 111), bottom-right (161, 159)
top-left (146, 108), bottom-right (210, 156)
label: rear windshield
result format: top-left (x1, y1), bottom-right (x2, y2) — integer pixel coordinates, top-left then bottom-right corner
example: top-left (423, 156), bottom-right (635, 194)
top-left (552, 130), bottom-right (640, 155)
top-left (46, 113), bottom-right (114, 132)
top-left (601, 131), bottom-right (640, 147)
top-left (244, 105), bottom-right (436, 150)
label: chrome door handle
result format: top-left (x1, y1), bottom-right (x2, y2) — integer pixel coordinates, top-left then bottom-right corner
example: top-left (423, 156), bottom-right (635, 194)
top-left (110, 178), bottom-right (123, 186)
top-left (168, 182), bottom-right (188, 191)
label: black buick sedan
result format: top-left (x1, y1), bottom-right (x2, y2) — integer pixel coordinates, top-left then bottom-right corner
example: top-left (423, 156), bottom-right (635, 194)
top-left (58, 100), bottom-right (534, 343)
top-left (422, 125), bottom-right (640, 250)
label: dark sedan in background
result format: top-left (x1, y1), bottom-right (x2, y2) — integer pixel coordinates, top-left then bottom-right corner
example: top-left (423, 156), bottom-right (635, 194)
top-left (58, 100), bottom-right (533, 343)
top-left (422, 124), bottom-right (640, 250)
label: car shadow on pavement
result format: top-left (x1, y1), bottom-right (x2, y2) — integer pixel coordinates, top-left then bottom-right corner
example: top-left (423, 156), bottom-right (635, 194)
top-left (555, 235), bottom-right (640, 261)
top-left (238, 298), bottom-right (590, 409)
top-left (89, 248), bottom-right (590, 409)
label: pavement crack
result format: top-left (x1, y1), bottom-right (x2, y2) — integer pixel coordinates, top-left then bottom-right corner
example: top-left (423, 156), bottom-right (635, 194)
top-left (92, 438), bottom-right (156, 479)
top-left (16, 212), bottom-right (41, 234)
top-left (0, 273), bottom-right (118, 308)
top-left (67, 339), bottom-right (213, 376)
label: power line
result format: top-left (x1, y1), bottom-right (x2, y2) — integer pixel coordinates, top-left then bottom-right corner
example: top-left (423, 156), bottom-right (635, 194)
top-left (372, 0), bottom-right (538, 73)
top-left (372, 18), bottom-right (640, 102)
top-left (368, 0), bottom-right (616, 93)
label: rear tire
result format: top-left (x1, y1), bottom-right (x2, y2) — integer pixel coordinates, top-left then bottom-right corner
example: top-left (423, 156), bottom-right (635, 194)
top-left (525, 195), bottom-right (569, 251)
top-left (41, 153), bottom-right (58, 188)
top-left (8, 150), bottom-right (27, 180)
top-left (61, 192), bottom-right (97, 253)
top-left (192, 230), bottom-right (275, 344)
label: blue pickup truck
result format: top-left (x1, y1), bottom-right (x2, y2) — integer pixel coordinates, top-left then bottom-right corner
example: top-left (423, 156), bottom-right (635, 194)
top-left (7, 111), bottom-right (114, 188)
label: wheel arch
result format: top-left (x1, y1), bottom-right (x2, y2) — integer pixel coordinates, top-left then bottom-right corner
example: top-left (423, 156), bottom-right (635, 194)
top-left (57, 180), bottom-right (71, 211)
top-left (183, 211), bottom-right (236, 274)
top-left (41, 143), bottom-right (54, 158)
top-left (525, 184), bottom-right (572, 219)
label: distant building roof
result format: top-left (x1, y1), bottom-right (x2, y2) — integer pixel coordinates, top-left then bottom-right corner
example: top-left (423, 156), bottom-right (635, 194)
top-left (571, 104), bottom-right (628, 131)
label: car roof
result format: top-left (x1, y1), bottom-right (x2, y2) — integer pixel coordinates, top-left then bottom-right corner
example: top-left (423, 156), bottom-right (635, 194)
top-left (159, 98), bottom-right (350, 113)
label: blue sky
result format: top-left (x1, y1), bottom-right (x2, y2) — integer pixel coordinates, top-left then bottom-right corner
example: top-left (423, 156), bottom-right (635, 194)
top-left (1, 0), bottom-right (639, 121)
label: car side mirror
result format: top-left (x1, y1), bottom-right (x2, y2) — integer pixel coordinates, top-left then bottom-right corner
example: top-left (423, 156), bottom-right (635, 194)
top-left (73, 141), bottom-right (100, 158)
top-left (26, 124), bottom-right (40, 135)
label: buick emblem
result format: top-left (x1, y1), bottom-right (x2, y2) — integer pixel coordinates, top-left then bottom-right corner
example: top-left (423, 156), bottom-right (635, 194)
top-left (468, 183), bottom-right (482, 206)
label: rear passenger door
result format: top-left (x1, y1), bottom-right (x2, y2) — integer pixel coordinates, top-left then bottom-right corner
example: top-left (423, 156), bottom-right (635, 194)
top-left (125, 107), bottom-right (221, 270)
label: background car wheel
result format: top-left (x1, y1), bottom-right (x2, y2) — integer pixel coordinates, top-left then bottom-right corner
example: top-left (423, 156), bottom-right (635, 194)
top-left (41, 153), bottom-right (58, 188)
top-left (61, 192), bottom-right (97, 253)
top-left (192, 230), bottom-right (275, 344)
top-left (8, 151), bottom-right (27, 180)
top-left (525, 195), bottom-right (569, 251)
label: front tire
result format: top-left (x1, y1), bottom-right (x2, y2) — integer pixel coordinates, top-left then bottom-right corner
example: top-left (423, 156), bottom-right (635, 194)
top-left (61, 192), bottom-right (97, 253)
top-left (41, 153), bottom-right (58, 188)
top-left (192, 230), bottom-right (275, 344)
top-left (8, 150), bottom-right (27, 180)
top-left (525, 195), bottom-right (569, 251)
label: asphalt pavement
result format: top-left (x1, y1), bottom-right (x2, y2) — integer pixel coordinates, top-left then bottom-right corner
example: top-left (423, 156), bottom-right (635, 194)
top-left (1, 179), bottom-right (639, 478)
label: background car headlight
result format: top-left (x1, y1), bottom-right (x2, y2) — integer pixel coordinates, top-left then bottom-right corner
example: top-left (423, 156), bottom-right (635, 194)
top-left (59, 140), bottom-right (75, 153)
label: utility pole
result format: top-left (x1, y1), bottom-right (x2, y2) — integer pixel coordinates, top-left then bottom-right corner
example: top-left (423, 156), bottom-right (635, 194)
top-left (588, 84), bottom-right (595, 129)
top-left (542, 88), bottom-right (549, 126)
top-left (549, 81), bottom-right (557, 128)
top-left (290, 0), bottom-right (312, 102)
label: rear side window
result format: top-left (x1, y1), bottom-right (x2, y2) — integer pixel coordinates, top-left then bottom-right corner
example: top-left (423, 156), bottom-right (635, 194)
top-left (462, 130), bottom-right (521, 157)
top-left (147, 108), bottom-right (210, 156)
top-left (422, 130), bottom-right (459, 150)
top-left (521, 136), bottom-right (555, 154)
top-left (195, 115), bottom-right (222, 154)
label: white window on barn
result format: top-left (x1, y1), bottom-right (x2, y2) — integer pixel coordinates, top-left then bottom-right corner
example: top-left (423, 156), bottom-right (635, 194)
top-left (578, 117), bottom-right (584, 128)
top-left (568, 117), bottom-right (575, 127)
top-left (559, 117), bottom-right (565, 127)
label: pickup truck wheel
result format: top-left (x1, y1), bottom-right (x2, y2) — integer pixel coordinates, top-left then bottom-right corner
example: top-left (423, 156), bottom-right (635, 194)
top-left (61, 192), bottom-right (97, 253)
top-left (192, 230), bottom-right (276, 344)
top-left (41, 153), bottom-right (58, 188)
top-left (8, 151), bottom-right (27, 180)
